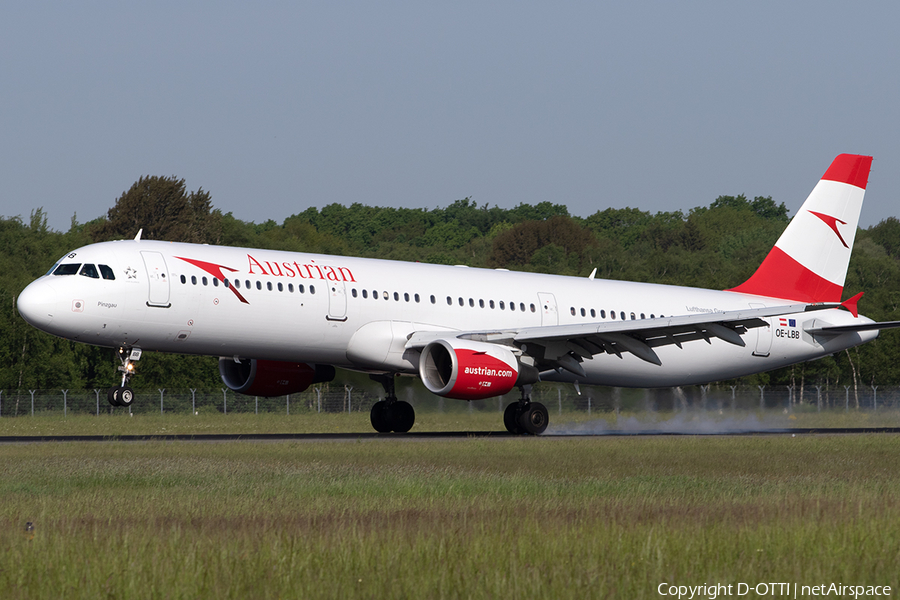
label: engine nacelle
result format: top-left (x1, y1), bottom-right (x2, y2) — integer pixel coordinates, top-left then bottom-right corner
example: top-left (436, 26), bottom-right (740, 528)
top-left (418, 338), bottom-right (537, 400)
top-left (219, 358), bottom-right (335, 397)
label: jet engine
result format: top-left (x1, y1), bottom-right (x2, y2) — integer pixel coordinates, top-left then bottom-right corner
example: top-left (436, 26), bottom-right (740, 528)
top-left (418, 338), bottom-right (538, 400)
top-left (219, 358), bottom-right (335, 397)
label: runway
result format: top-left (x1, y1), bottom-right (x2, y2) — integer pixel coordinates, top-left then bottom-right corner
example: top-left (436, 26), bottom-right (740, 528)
top-left (1, 427), bottom-right (900, 443)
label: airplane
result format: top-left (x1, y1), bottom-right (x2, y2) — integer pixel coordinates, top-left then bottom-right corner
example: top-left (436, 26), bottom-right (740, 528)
top-left (16, 154), bottom-right (899, 434)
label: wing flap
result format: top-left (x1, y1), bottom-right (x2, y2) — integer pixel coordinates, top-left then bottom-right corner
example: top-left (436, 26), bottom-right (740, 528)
top-left (405, 302), bottom-right (829, 368)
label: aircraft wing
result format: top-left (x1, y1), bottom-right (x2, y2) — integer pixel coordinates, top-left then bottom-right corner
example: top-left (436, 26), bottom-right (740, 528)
top-left (406, 302), bottom-right (835, 377)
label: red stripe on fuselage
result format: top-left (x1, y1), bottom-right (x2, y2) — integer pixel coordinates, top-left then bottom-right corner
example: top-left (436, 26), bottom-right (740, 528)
top-left (726, 246), bottom-right (842, 302)
top-left (175, 256), bottom-right (249, 304)
top-left (821, 154), bottom-right (873, 190)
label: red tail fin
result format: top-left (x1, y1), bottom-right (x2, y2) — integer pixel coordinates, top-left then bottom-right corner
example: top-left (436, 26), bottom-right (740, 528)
top-left (727, 154), bottom-right (872, 302)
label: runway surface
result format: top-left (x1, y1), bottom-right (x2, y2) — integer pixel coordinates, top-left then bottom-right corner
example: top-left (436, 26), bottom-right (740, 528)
top-left (1, 428), bottom-right (900, 443)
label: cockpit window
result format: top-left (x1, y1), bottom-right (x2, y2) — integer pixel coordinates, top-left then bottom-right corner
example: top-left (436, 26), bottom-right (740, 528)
top-left (53, 263), bottom-right (81, 276)
top-left (99, 264), bottom-right (115, 280)
top-left (79, 264), bottom-right (100, 279)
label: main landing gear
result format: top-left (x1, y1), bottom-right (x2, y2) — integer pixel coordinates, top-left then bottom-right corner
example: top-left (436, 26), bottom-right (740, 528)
top-left (369, 374), bottom-right (415, 433)
top-left (107, 347), bottom-right (141, 408)
top-left (504, 386), bottom-right (549, 435)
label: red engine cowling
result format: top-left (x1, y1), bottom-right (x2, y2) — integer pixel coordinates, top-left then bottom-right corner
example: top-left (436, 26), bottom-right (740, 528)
top-left (418, 339), bottom-right (535, 400)
top-left (219, 358), bottom-right (335, 397)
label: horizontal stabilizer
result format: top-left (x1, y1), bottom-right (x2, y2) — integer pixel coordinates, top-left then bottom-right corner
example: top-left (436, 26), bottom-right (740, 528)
top-left (805, 321), bottom-right (900, 335)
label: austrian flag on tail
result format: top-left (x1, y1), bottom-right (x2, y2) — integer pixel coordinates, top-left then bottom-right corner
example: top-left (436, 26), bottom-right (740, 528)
top-left (728, 154), bottom-right (872, 303)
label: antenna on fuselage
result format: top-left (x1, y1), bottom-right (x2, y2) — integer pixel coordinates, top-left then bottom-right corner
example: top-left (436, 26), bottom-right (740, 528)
top-left (588, 268), bottom-right (597, 280)
top-left (134, 229), bottom-right (143, 241)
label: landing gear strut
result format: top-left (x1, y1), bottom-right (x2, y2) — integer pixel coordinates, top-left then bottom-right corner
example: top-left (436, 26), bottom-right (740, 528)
top-left (369, 374), bottom-right (415, 433)
top-left (504, 385), bottom-right (549, 435)
top-left (107, 347), bottom-right (141, 408)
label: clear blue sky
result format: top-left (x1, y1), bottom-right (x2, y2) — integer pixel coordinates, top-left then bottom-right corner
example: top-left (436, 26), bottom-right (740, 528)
top-left (2, 2), bottom-right (898, 233)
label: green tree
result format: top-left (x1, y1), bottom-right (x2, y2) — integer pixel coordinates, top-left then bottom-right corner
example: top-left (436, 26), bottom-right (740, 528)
top-left (92, 176), bottom-right (222, 244)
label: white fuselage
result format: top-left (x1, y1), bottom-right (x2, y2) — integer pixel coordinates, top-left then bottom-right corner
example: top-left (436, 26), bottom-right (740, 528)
top-left (18, 240), bottom-right (876, 389)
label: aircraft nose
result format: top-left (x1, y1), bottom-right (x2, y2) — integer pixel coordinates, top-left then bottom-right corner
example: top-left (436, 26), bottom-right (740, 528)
top-left (17, 279), bottom-right (57, 330)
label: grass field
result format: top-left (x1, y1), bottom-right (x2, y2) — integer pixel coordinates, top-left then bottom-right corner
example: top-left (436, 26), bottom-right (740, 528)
top-left (1, 404), bottom-right (900, 437)
top-left (1, 432), bottom-right (898, 599)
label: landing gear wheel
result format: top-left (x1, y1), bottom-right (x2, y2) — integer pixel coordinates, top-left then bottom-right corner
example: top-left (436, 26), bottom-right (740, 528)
top-left (118, 387), bottom-right (135, 408)
top-left (370, 400), bottom-right (392, 433)
top-left (107, 387), bottom-right (121, 407)
top-left (387, 401), bottom-right (415, 433)
top-left (518, 402), bottom-right (549, 435)
top-left (503, 402), bottom-right (523, 434)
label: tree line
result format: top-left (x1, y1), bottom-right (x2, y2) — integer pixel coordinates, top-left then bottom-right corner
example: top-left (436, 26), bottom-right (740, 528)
top-left (2, 175), bottom-right (899, 393)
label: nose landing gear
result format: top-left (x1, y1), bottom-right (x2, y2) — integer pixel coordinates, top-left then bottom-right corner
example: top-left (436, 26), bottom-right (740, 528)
top-left (107, 347), bottom-right (141, 408)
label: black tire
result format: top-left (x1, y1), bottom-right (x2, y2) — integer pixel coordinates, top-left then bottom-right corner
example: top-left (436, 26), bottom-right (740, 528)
top-left (503, 402), bottom-right (523, 434)
top-left (107, 387), bottom-right (121, 407)
top-left (118, 387), bottom-right (135, 408)
top-left (518, 402), bottom-right (549, 435)
top-left (388, 401), bottom-right (415, 433)
top-left (370, 400), bottom-right (392, 433)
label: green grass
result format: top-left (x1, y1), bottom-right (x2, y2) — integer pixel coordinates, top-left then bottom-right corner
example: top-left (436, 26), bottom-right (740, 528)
top-left (0, 435), bottom-right (898, 598)
top-left (1, 405), bottom-right (899, 437)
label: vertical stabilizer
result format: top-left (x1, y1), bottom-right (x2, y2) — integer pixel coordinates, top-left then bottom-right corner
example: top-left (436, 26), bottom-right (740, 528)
top-left (727, 154), bottom-right (872, 302)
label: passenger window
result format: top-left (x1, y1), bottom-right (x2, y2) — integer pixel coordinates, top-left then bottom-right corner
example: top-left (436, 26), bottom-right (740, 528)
top-left (611, 311), bottom-right (616, 320)
top-left (213, 278), bottom-right (219, 287)
top-left (310, 285), bottom-right (316, 294)
top-left (256, 281), bottom-right (262, 290)
top-left (591, 309), bottom-right (596, 318)
top-left (202, 277), bottom-right (208, 286)
top-left (600, 310), bottom-right (606, 318)
top-left (499, 301), bottom-right (505, 310)
top-left (99, 264), bottom-right (115, 280)
top-left (510, 303), bottom-right (516, 312)
top-left (640, 313), bottom-right (645, 319)
top-left (362, 289), bottom-right (368, 298)
top-left (430, 295), bottom-right (436, 304)
top-left (224, 279), bottom-right (230, 288)
top-left (580, 308), bottom-right (586, 317)
top-left (489, 300), bottom-right (495, 309)
top-left (79, 264), bottom-right (99, 279)
top-left (288, 283), bottom-right (293, 292)
top-left (299, 285), bottom-right (305, 293)
top-left (620, 312), bottom-right (626, 320)
top-left (192, 276), bottom-right (197, 285)
top-left (53, 263), bottom-right (81, 276)
top-left (415, 294), bottom-right (420, 303)
top-left (468, 298), bottom-right (474, 307)
top-left (570, 307), bottom-right (576, 316)
top-left (530, 304), bottom-right (535, 313)
top-left (277, 283), bottom-right (283, 292)
top-left (245, 280), bottom-right (250, 289)
top-left (447, 297), bottom-right (452, 305)
top-left (394, 292), bottom-right (399, 301)
top-left (479, 299), bottom-right (484, 308)
top-left (180, 275), bottom-right (186, 284)
top-left (234, 280), bottom-right (241, 289)
top-left (267, 282), bottom-right (273, 291)
top-left (458, 297), bottom-right (464, 306)
top-left (520, 303), bottom-right (525, 312)
top-left (404, 293), bottom-right (410, 302)
top-left (352, 289), bottom-right (358, 298)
